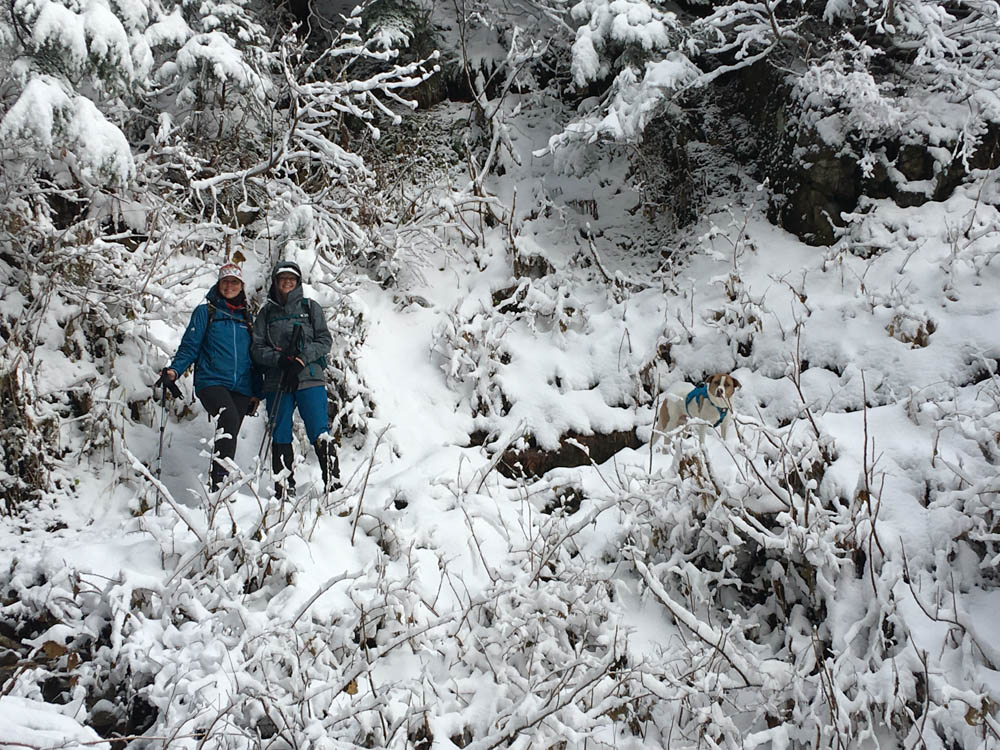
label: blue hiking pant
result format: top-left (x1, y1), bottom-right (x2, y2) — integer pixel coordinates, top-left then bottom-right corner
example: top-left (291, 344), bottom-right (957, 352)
top-left (265, 385), bottom-right (330, 444)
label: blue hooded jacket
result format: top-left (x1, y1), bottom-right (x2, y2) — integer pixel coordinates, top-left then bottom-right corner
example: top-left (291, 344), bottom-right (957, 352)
top-left (169, 286), bottom-right (259, 397)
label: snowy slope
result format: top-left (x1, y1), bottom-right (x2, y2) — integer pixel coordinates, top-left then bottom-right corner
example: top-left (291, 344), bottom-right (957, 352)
top-left (3, 89), bottom-right (1000, 750)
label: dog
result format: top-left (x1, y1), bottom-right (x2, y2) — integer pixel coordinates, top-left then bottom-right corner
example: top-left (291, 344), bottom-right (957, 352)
top-left (652, 373), bottom-right (741, 445)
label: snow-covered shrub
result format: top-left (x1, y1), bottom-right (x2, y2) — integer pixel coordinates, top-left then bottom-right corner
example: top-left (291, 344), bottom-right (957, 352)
top-left (0, 220), bottom-right (152, 513)
top-left (363, 0), bottom-right (434, 52)
top-left (572, 50), bottom-right (698, 144)
top-left (494, 274), bottom-right (585, 335)
top-left (346, 1), bottom-right (569, 280)
top-left (599, 412), bottom-right (1000, 748)
top-left (0, 560), bottom-right (158, 734)
top-left (702, 207), bottom-right (766, 361)
top-left (886, 310), bottom-right (936, 348)
top-left (326, 293), bottom-right (375, 439)
top-left (441, 0), bottom-right (572, 100)
top-left (433, 271), bottom-right (587, 419)
top-left (1, 460), bottom-right (651, 746)
top-left (432, 304), bottom-right (513, 417)
top-left (628, 99), bottom-right (703, 228)
top-left (624, 175), bottom-right (1000, 747)
top-left (421, 0), bottom-right (573, 218)
top-left (353, 106), bottom-right (511, 280)
top-left (363, 106), bottom-right (466, 197)
top-left (0, 370), bottom-right (56, 513)
top-left (0, 461), bottom-right (346, 738)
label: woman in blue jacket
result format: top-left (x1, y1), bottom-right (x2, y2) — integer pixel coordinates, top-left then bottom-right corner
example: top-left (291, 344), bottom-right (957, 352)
top-left (161, 263), bottom-right (260, 491)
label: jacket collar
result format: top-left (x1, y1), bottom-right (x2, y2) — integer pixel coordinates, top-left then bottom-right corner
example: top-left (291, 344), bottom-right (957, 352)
top-left (269, 281), bottom-right (304, 308)
top-left (207, 286), bottom-right (247, 312)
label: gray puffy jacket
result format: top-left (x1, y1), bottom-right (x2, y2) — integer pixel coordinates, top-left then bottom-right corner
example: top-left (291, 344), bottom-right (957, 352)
top-left (251, 272), bottom-right (332, 393)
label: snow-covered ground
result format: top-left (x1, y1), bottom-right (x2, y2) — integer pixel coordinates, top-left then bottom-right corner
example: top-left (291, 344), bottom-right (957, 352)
top-left (3, 86), bottom-right (1000, 747)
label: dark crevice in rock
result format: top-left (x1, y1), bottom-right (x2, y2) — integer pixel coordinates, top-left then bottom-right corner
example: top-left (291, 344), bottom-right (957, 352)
top-left (497, 429), bottom-right (642, 479)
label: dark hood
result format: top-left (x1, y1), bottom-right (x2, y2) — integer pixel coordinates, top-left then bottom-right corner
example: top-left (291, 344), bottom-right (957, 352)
top-left (268, 260), bottom-right (303, 305)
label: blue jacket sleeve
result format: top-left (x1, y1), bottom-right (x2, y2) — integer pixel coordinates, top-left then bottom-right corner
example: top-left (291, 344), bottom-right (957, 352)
top-left (169, 305), bottom-right (209, 377)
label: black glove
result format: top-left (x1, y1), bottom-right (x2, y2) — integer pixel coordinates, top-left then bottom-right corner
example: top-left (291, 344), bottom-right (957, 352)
top-left (281, 354), bottom-right (305, 376)
top-left (279, 356), bottom-right (304, 392)
top-left (154, 368), bottom-right (183, 399)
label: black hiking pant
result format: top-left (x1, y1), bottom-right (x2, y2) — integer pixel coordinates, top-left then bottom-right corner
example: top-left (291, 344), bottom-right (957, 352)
top-left (197, 386), bottom-right (251, 488)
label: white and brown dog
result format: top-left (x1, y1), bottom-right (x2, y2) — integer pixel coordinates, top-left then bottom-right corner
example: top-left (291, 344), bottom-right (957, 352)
top-left (652, 373), bottom-right (741, 445)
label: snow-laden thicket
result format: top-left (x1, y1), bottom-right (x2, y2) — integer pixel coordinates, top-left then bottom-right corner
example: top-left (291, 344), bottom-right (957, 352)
top-left (555, 0), bottom-right (1000, 156)
top-left (2, 0), bottom-right (1000, 748)
top-left (0, 0), bottom-right (440, 510)
top-left (548, 0), bottom-right (1000, 236)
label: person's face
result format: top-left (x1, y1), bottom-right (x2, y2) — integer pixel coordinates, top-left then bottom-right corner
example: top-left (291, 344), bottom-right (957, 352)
top-left (219, 276), bottom-right (243, 300)
top-left (276, 273), bottom-right (298, 295)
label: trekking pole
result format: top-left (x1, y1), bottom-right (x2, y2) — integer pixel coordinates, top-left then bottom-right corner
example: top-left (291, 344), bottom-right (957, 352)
top-left (153, 369), bottom-right (182, 510)
top-left (156, 382), bottom-right (168, 484)
top-left (258, 389), bottom-right (284, 462)
top-left (257, 325), bottom-right (304, 463)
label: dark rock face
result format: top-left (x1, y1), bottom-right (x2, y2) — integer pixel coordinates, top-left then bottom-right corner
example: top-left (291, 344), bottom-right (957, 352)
top-left (713, 62), bottom-right (1000, 246)
top-left (775, 149), bottom-right (860, 246)
top-left (933, 123), bottom-right (1000, 199)
top-left (774, 130), bottom-right (1000, 245)
top-left (497, 429), bottom-right (642, 479)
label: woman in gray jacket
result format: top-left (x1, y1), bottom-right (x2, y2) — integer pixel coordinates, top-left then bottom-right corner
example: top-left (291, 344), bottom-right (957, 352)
top-left (252, 260), bottom-right (339, 497)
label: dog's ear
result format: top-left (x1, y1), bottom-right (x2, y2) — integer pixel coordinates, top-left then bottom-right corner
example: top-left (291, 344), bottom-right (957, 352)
top-left (730, 376), bottom-right (741, 390)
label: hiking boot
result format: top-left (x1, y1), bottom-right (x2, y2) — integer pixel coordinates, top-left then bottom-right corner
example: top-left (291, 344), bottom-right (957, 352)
top-left (273, 482), bottom-right (297, 500)
top-left (272, 443), bottom-right (295, 500)
top-left (315, 437), bottom-right (341, 493)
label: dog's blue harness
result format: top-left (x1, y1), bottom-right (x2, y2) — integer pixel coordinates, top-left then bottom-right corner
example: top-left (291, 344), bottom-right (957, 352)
top-left (685, 384), bottom-right (728, 427)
